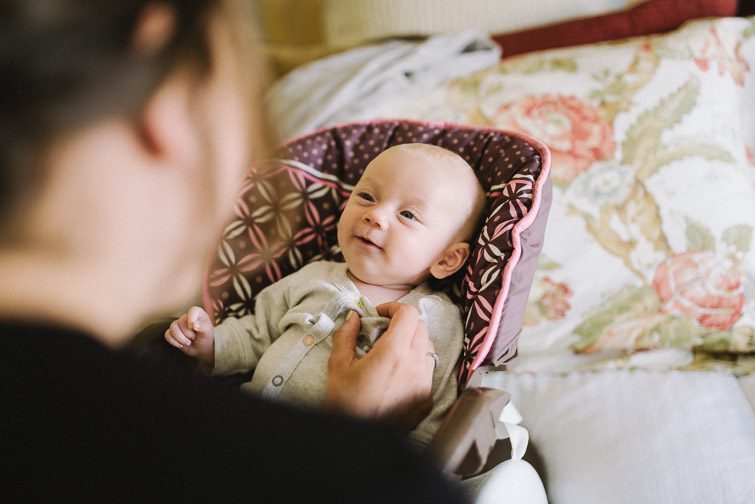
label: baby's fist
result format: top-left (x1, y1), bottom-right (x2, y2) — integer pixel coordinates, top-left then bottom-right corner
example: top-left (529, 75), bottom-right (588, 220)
top-left (164, 306), bottom-right (215, 365)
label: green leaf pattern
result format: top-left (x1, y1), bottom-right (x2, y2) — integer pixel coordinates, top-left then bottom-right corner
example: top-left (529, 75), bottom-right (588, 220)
top-left (685, 217), bottom-right (716, 252)
top-left (722, 225), bottom-right (753, 253)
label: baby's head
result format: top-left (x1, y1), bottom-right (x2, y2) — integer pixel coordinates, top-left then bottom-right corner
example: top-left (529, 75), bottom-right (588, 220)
top-left (337, 143), bottom-right (485, 289)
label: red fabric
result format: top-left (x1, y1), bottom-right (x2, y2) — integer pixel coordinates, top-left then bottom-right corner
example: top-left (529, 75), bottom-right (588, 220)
top-left (492, 0), bottom-right (738, 59)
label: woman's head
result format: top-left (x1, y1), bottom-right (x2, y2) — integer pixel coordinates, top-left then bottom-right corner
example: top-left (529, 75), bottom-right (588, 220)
top-left (2, 1), bottom-right (211, 222)
top-left (0, 1), bottom-right (266, 336)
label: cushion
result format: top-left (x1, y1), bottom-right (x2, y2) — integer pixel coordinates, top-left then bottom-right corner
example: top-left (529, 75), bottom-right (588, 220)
top-left (256, 0), bottom-right (663, 76)
top-left (258, 0), bottom-right (736, 77)
top-left (325, 16), bottom-right (755, 374)
top-left (322, 0), bottom-right (648, 49)
top-left (203, 120), bottom-right (551, 385)
top-left (492, 0), bottom-right (737, 58)
top-left (474, 369), bottom-right (755, 503)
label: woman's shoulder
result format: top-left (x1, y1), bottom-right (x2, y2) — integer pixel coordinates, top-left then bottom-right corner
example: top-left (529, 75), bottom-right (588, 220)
top-left (1, 323), bottom-right (467, 503)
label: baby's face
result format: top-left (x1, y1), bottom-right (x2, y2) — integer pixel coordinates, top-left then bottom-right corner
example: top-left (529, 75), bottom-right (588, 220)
top-left (337, 145), bottom-right (479, 288)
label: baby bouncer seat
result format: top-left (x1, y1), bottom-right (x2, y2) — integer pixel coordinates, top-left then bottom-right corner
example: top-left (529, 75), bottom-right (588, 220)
top-left (203, 119), bottom-right (551, 502)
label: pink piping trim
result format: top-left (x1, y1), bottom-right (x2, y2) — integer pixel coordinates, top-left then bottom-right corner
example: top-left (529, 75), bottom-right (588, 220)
top-left (467, 133), bottom-right (551, 372)
top-left (203, 118), bottom-right (552, 367)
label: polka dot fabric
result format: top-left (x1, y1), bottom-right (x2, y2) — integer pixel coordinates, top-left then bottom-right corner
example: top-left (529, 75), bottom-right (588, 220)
top-left (203, 119), bottom-right (552, 387)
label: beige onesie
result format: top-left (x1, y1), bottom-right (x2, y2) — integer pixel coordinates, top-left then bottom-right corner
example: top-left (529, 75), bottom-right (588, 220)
top-left (212, 260), bottom-right (464, 447)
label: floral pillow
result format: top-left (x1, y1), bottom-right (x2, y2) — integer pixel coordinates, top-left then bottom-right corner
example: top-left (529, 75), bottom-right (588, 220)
top-left (353, 16), bottom-right (755, 374)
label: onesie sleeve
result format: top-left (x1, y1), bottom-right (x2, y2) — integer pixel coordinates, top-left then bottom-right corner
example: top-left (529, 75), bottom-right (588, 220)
top-left (408, 294), bottom-right (465, 448)
top-left (211, 273), bottom-right (298, 376)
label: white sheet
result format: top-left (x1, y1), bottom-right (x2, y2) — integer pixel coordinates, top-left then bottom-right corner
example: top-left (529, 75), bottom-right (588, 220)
top-left (266, 30), bottom-right (501, 141)
top-left (474, 369), bottom-right (755, 504)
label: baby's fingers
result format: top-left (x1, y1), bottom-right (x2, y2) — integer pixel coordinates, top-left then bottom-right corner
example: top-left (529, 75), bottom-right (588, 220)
top-left (175, 313), bottom-right (199, 341)
top-left (168, 320), bottom-right (193, 347)
top-left (187, 306), bottom-right (212, 336)
top-left (164, 331), bottom-right (183, 349)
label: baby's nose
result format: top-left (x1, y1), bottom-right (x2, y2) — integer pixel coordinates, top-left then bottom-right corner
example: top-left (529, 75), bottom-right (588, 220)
top-left (363, 207), bottom-right (388, 229)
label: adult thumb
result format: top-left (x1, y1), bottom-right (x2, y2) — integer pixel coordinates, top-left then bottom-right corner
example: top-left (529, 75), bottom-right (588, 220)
top-left (187, 306), bottom-right (212, 334)
top-left (331, 310), bottom-right (360, 364)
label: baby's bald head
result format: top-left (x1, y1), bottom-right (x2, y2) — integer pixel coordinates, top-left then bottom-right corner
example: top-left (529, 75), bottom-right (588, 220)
top-left (374, 143), bottom-right (486, 242)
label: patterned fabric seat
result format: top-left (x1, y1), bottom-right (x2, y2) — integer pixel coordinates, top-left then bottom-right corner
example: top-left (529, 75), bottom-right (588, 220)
top-left (203, 119), bottom-right (551, 386)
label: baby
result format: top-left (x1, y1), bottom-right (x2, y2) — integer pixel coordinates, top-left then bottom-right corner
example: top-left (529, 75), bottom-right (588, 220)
top-left (166, 143), bottom-right (486, 446)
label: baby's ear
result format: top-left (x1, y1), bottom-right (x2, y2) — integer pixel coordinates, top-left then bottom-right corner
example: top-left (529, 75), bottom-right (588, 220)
top-left (430, 242), bottom-right (470, 280)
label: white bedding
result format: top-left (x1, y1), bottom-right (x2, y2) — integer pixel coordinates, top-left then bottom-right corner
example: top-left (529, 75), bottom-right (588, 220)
top-left (268, 15), bottom-right (755, 503)
top-left (267, 30), bottom-right (500, 140)
top-left (476, 368), bottom-right (755, 503)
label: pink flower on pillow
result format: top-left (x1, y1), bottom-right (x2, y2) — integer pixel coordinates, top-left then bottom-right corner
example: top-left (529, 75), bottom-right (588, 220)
top-left (539, 277), bottom-right (572, 320)
top-left (653, 251), bottom-right (745, 330)
top-left (694, 26), bottom-right (750, 87)
top-left (746, 146), bottom-right (755, 167)
top-left (528, 276), bottom-right (573, 322)
top-left (492, 94), bottom-right (615, 183)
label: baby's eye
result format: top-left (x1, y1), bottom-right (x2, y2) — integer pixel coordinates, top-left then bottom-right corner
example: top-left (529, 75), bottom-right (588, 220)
top-left (399, 210), bottom-right (416, 221)
top-left (357, 192), bottom-right (374, 202)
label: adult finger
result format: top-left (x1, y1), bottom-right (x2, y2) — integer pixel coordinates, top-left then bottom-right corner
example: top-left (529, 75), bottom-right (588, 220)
top-left (373, 303), bottom-right (419, 353)
top-left (329, 311), bottom-right (360, 368)
top-left (427, 338), bottom-right (436, 353)
top-left (376, 301), bottom-right (418, 319)
top-left (409, 319), bottom-right (430, 352)
top-left (424, 338), bottom-right (438, 373)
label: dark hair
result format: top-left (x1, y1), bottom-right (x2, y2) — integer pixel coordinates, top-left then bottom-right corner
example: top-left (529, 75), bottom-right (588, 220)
top-left (0, 0), bottom-right (218, 224)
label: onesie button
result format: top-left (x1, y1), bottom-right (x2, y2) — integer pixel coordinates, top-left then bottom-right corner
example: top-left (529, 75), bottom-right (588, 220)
top-left (272, 375), bottom-right (284, 386)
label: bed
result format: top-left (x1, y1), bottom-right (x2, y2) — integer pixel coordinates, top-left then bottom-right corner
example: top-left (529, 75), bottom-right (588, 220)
top-left (260, 1), bottom-right (755, 502)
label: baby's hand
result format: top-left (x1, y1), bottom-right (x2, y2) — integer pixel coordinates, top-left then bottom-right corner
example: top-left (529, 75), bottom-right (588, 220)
top-left (164, 306), bottom-right (215, 365)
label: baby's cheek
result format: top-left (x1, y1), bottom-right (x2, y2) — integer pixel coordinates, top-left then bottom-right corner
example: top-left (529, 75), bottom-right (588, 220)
top-left (414, 232), bottom-right (441, 253)
top-left (336, 212), bottom-right (352, 240)
top-left (405, 236), bottom-right (436, 267)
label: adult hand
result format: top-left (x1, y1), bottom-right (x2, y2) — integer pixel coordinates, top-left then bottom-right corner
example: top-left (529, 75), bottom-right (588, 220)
top-left (325, 303), bottom-right (435, 433)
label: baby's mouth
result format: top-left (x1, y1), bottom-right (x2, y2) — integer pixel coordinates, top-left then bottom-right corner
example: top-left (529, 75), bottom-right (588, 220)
top-left (356, 235), bottom-right (382, 250)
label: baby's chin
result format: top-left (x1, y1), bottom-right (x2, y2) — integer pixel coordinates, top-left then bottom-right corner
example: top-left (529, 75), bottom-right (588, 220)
top-left (346, 267), bottom-right (391, 286)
